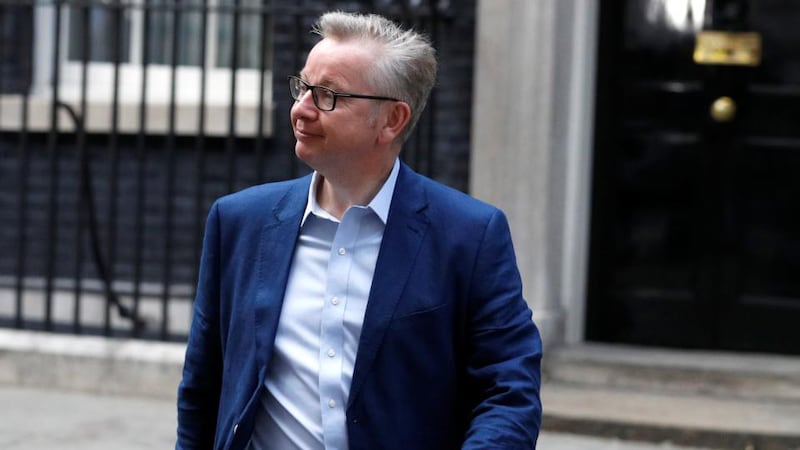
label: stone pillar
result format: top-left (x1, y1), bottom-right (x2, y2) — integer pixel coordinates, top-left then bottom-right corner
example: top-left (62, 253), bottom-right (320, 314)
top-left (471, 0), bottom-right (598, 349)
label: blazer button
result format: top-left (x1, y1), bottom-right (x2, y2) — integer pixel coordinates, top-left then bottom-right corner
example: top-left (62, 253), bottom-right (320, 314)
top-left (233, 423), bottom-right (239, 435)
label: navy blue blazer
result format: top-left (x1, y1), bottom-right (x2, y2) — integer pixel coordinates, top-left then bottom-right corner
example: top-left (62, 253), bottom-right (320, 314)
top-left (177, 162), bottom-right (543, 450)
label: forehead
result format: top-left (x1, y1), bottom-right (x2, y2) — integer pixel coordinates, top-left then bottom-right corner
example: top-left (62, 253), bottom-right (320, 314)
top-left (300, 38), bottom-right (378, 89)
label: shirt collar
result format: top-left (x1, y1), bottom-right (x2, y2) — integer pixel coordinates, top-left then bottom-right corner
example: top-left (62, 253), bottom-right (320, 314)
top-left (302, 158), bottom-right (400, 225)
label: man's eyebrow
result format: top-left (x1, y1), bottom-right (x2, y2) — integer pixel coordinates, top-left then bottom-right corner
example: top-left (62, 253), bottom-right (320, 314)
top-left (298, 72), bottom-right (343, 91)
top-left (318, 79), bottom-right (340, 90)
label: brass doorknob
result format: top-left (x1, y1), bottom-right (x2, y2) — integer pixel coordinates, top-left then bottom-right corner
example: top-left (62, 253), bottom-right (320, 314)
top-left (710, 96), bottom-right (736, 122)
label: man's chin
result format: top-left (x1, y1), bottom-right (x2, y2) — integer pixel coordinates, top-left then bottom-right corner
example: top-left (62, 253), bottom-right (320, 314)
top-left (294, 145), bottom-right (318, 168)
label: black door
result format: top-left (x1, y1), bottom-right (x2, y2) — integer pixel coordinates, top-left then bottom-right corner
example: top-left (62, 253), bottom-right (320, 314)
top-left (586, 0), bottom-right (800, 355)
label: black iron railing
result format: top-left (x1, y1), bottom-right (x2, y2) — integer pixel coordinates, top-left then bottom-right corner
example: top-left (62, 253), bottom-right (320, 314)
top-left (0, 0), bottom-right (472, 341)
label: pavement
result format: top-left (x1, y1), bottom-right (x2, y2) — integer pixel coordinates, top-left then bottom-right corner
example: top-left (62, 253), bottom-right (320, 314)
top-left (542, 344), bottom-right (800, 450)
top-left (0, 384), bottom-right (718, 450)
top-left (0, 385), bottom-right (175, 450)
top-left (2, 329), bottom-right (800, 449)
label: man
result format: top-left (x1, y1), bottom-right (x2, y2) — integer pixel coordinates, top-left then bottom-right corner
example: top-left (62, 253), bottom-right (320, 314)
top-left (177, 11), bottom-right (542, 450)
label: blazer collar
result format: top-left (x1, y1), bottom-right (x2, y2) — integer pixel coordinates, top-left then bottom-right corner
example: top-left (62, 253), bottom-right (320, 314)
top-left (347, 162), bottom-right (430, 407)
top-left (254, 175), bottom-right (312, 372)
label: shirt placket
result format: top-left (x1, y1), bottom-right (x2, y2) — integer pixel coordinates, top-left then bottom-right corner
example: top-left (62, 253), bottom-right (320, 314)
top-left (319, 208), bottom-right (365, 450)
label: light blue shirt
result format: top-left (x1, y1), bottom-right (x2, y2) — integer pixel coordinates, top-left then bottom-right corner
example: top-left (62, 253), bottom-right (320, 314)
top-left (248, 159), bottom-right (399, 450)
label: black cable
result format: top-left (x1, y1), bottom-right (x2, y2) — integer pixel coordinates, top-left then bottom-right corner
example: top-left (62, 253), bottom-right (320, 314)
top-left (57, 101), bottom-right (148, 333)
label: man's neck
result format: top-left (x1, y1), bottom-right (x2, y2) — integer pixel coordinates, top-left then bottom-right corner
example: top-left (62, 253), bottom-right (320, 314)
top-left (316, 159), bottom-right (395, 220)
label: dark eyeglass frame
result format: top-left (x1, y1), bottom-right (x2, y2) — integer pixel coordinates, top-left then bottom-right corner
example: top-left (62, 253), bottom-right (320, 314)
top-left (288, 75), bottom-right (400, 111)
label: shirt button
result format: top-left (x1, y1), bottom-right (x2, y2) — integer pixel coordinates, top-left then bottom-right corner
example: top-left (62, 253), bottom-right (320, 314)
top-left (331, 296), bottom-right (340, 305)
top-left (338, 247), bottom-right (346, 255)
top-left (328, 399), bottom-right (337, 408)
top-left (327, 348), bottom-right (336, 357)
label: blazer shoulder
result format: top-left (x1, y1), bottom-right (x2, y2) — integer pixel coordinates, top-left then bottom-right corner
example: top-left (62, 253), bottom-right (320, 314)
top-left (209, 175), bottom-right (311, 230)
top-left (215, 175), bottom-right (310, 212)
top-left (409, 169), bottom-right (502, 223)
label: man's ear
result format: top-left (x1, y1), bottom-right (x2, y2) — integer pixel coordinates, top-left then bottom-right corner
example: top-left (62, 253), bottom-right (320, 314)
top-left (378, 101), bottom-right (412, 145)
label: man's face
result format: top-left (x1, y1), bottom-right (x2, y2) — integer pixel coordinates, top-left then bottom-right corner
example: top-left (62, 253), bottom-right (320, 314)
top-left (290, 38), bottom-right (385, 175)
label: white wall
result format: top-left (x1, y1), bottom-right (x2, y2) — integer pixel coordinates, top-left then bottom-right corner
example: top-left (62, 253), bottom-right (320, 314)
top-left (471, 0), bottom-right (599, 348)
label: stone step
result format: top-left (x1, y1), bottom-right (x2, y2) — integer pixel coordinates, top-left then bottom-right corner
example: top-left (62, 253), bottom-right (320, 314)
top-left (541, 344), bottom-right (800, 449)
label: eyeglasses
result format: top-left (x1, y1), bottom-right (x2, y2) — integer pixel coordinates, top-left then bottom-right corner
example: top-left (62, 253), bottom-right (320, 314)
top-left (288, 75), bottom-right (400, 112)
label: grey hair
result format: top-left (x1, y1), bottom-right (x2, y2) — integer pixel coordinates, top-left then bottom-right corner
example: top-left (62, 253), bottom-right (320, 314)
top-left (313, 11), bottom-right (437, 143)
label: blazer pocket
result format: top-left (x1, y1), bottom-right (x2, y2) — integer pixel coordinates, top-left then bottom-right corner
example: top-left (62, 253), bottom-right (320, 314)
top-left (389, 302), bottom-right (448, 331)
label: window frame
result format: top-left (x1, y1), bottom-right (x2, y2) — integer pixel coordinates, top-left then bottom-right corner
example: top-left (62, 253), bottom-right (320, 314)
top-left (0, 0), bottom-right (273, 137)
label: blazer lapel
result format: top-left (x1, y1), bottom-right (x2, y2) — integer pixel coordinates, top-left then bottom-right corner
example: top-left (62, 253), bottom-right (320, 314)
top-left (347, 164), bottom-right (430, 407)
top-left (253, 178), bottom-right (309, 372)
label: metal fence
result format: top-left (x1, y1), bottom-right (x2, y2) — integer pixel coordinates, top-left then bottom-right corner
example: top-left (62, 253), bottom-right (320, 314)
top-left (0, 0), bottom-right (470, 341)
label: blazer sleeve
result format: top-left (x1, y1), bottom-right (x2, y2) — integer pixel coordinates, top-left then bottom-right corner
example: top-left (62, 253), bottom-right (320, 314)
top-left (462, 209), bottom-right (543, 449)
top-left (176, 202), bottom-right (224, 450)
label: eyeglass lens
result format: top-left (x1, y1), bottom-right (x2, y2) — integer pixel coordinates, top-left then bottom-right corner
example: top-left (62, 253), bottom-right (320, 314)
top-left (290, 77), bottom-right (335, 111)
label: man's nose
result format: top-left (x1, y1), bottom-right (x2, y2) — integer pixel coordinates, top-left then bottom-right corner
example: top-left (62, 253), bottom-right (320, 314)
top-left (292, 90), bottom-right (319, 117)
top-left (296, 90), bottom-right (317, 108)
